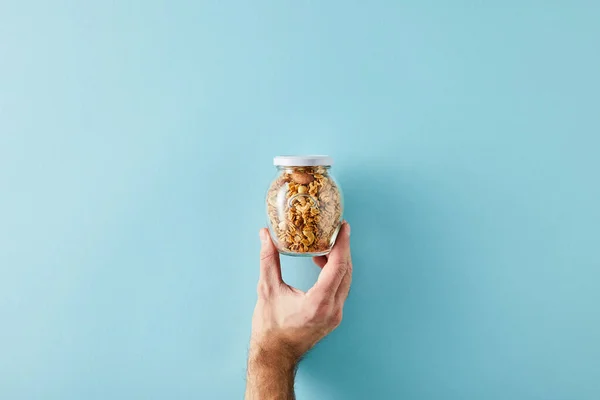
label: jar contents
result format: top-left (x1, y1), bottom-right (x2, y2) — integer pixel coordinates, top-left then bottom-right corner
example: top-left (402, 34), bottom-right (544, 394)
top-left (267, 166), bottom-right (342, 254)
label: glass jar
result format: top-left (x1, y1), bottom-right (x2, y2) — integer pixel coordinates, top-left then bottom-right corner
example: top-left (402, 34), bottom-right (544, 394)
top-left (266, 155), bottom-right (344, 256)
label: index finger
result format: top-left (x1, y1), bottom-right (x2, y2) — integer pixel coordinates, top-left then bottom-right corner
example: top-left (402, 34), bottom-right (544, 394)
top-left (310, 222), bottom-right (351, 298)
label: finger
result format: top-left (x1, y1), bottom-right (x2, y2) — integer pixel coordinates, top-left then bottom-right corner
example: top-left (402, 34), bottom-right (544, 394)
top-left (312, 222), bottom-right (351, 297)
top-left (335, 261), bottom-right (352, 306)
top-left (312, 256), bottom-right (327, 269)
top-left (259, 228), bottom-right (283, 286)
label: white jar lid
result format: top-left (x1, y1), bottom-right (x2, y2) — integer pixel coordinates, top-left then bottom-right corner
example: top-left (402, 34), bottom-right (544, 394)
top-left (273, 155), bottom-right (333, 167)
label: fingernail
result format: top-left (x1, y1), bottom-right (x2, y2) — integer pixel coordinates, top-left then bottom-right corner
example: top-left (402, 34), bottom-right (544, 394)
top-left (346, 222), bottom-right (351, 237)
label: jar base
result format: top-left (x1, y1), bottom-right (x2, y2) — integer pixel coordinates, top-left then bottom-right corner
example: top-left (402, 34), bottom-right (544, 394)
top-left (277, 249), bottom-right (331, 257)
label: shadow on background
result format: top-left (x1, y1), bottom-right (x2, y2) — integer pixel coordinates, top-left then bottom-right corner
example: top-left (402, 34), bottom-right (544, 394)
top-left (298, 166), bottom-right (466, 399)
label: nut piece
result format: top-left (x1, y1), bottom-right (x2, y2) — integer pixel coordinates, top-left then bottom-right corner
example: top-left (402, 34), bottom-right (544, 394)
top-left (303, 230), bottom-right (315, 245)
top-left (291, 171), bottom-right (314, 185)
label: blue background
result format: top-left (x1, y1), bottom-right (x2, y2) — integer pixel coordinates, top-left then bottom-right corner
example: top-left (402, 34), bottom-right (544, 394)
top-left (1, 1), bottom-right (599, 399)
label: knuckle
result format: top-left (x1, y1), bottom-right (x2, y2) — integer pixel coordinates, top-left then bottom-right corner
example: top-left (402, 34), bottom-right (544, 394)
top-left (308, 301), bottom-right (331, 321)
top-left (256, 281), bottom-right (272, 299)
top-left (306, 299), bottom-right (343, 328)
top-left (331, 308), bottom-right (343, 327)
top-left (260, 251), bottom-right (276, 263)
top-left (337, 262), bottom-right (348, 277)
top-left (336, 257), bottom-right (350, 272)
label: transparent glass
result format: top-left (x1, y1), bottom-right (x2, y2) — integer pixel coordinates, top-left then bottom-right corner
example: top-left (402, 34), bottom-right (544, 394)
top-left (266, 165), bottom-right (344, 256)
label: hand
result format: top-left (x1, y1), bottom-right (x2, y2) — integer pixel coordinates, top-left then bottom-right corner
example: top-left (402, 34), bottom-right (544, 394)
top-left (245, 222), bottom-right (352, 399)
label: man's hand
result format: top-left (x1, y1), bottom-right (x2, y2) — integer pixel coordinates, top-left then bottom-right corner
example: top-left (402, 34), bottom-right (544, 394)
top-left (245, 222), bottom-right (352, 400)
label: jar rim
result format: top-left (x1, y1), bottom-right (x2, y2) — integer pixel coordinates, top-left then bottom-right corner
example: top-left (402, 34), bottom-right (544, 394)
top-left (273, 155), bottom-right (333, 167)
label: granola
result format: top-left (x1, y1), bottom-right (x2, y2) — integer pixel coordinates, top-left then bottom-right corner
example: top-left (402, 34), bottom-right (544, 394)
top-left (267, 167), bottom-right (342, 254)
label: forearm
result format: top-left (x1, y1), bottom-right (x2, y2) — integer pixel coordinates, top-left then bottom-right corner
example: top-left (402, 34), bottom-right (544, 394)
top-left (245, 344), bottom-right (298, 400)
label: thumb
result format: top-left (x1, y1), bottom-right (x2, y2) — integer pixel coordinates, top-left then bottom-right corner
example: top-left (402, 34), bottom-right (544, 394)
top-left (259, 228), bottom-right (283, 286)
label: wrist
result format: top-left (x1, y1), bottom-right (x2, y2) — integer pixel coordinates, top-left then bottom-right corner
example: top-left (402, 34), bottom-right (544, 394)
top-left (249, 336), bottom-right (300, 373)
